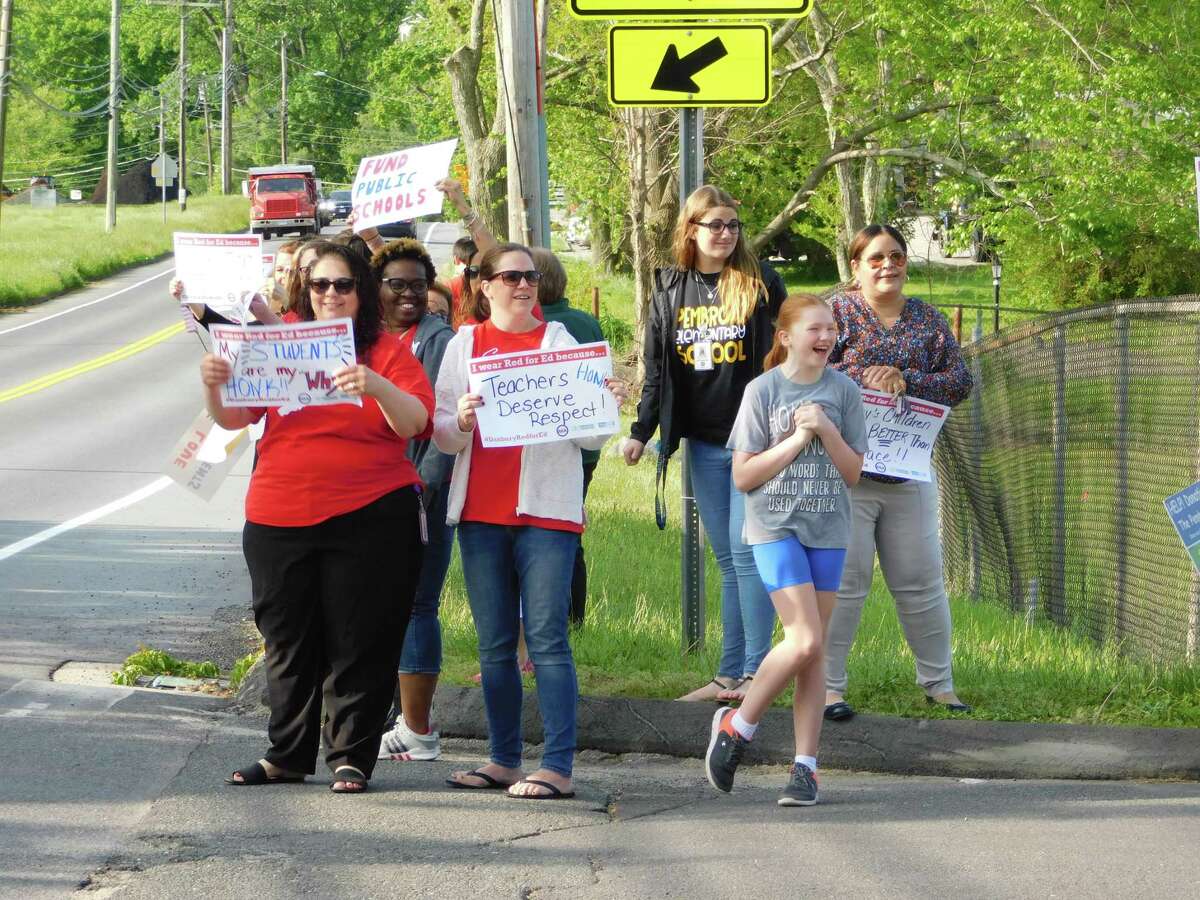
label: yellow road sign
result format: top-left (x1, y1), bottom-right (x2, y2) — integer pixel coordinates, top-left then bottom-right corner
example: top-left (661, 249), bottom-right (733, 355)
top-left (574, 0), bottom-right (809, 18)
top-left (608, 25), bottom-right (771, 108)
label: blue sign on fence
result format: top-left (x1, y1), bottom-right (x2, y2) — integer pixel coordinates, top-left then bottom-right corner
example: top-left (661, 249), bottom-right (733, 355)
top-left (1164, 479), bottom-right (1200, 571)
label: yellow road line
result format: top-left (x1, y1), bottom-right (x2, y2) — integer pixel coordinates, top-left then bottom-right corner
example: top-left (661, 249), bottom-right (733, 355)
top-left (0, 321), bottom-right (186, 405)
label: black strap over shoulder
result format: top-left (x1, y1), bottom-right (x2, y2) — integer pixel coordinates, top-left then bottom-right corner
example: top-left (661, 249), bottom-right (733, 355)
top-left (655, 449), bottom-right (669, 531)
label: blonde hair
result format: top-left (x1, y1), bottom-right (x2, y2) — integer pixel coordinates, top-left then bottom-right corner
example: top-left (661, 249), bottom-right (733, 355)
top-left (671, 185), bottom-right (766, 325)
top-left (763, 294), bottom-right (834, 371)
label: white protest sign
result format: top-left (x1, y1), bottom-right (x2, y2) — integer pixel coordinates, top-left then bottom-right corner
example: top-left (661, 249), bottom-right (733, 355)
top-left (262, 253), bottom-right (275, 279)
top-left (163, 408), bottom-right (251, 502)
top-left (1194, 157), bottom-right (1200, 239)
top-left (210, 318), bottom-right (362, 409)
top-left (469, 341), bottom-right (619, 448)
top-left (860, 389), bottom-right (950, 482)
top-left (351, 138), bottom-right (458, 232)
top-left (174, 232), bottom-right (264, 321)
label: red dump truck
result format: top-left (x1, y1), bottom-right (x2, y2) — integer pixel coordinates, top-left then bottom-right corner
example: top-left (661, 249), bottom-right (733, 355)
top-left (247, 165), bottom-right (320, 239)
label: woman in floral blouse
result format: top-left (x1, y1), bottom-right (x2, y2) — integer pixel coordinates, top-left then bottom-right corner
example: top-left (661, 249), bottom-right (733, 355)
top-left (823, 224), bottom-right (974, 720)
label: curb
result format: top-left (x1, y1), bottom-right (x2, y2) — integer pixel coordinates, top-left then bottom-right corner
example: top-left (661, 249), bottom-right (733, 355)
top-left (433, 685), bottom-right (1200, 781)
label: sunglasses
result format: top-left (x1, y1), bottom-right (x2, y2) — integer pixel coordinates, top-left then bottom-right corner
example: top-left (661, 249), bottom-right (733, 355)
top-left (863, 251), bottom-right (907, 269)
top-left (694, 219), bottom-right (741, 235)
top-left (308, 277), bottom-right (357, 295)
top-left (464, 266), bottom-right (480, 279)
top-left (382, 277), bottom-right (428, 295)
top-left (487, 269), bottom-right (542, 287)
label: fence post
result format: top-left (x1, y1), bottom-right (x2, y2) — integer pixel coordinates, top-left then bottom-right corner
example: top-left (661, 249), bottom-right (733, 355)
top-left (592, 285), bottom-right (600, 320)
top-left (1113, 311), bottom-right (1130, 645)
top-left (1050, 324), bottom-right (1068, 625)
top-left (953, 306), bottom-right (962, 344)
top-left (969, 310), bottom-right (984, 600)
top-left (1189, 322), bottom-right (1200, 662)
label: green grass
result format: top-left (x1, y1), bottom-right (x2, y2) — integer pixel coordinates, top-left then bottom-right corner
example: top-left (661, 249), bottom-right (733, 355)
top-left (0, 195), bottom-right (249, 308)
top-left (112, 647), bottom-right (222, 687)
top-left (228, 648), bottom-right (264, 693)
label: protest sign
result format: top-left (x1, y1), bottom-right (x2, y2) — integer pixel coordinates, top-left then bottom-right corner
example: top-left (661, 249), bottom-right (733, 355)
top-left (468, 341), bottom-right (619, 448)
top-left (262, 253), bottom-right (275, 279)
top-left (1165, 479), bottom-right (1200, 571)
top-left (163, 409), bottom-right (251, 501)
top-left (860, 389), bottom-right (949, 482)
top-left (174, 232), bottom-right (264, 321)
top-left (209, 318), bottom-right (361, 409)
top-left (351, 138), bottom-right (458, 232)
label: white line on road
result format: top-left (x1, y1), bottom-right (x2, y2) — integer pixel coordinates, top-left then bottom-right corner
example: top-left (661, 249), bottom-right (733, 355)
top-left (0, 477), bottom-right (173, 562)
top-left (0, 266), bottom-right (176, 337)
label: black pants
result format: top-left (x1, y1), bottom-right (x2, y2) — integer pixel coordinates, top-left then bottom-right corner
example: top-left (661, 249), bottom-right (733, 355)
top-left (569, 461), bottom-right (597, 627)
top-left (243, 487), bottom-right (423, 778)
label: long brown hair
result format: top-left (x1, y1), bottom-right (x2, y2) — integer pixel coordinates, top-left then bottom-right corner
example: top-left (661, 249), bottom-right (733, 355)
top-left (763, 294), bottom-right (833, 371)
top-left (671, 185), bottom-right (765, 325)
top-left (284, 238), bottom-right (334, 312)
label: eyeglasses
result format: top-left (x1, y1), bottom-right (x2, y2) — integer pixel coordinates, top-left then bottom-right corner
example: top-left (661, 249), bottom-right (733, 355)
top-left (487, 269), bottom-right (542, 287)
top-left (693, 219), bottom-right (741, 235)
top-left (464, 266), bottom-right (480, 279)
top-left (308, 277), bottom-right (357, 295)
top-left (382, 277), bottom-right (429, 295)
top-left (863, 250), bottom-right (907, 269)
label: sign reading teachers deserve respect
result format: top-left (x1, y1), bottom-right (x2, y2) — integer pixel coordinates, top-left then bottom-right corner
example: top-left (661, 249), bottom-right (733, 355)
top-left (174, 232), bottom-right (264, 321)
top-left (469, 342), bottom-right (620, 447)
top-left (209, 318), bottom-right (361, 409)
top-left (860, 389), bottom-right (949, 482)
top-left (350, 138), bottom-right (458, 232)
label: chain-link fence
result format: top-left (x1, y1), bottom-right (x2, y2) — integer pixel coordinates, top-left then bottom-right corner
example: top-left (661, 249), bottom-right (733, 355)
top-left (935, 297), bottom-right (1200, 663)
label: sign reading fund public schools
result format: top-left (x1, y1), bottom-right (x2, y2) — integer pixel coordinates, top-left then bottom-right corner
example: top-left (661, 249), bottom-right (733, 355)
top-left (468, 342), bottom-right (620, 448)
top-left (351, 138), bottom-right (458, 233)
top-left (860, 389), bottom-right (949, 482)
top-left (210, 318), bottom-right (361, 409)
top-left (573, 0), bottom-right (810, 18)
top-left (609, 25), bottom-right (771, 108)
top-left (1164, 479), bottom-right (1200, 571)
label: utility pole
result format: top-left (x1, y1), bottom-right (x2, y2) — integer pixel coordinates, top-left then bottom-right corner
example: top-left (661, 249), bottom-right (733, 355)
top-left (199, 80), bottom-right (213, 191)
top-left (219, 0), bottom-right (232, 194)
top-left (105, 0), bottom-right (120, 232)
top-left (279, 34), bottom-right (286, 164)
top-left (0, 0), bottom-right (14, 237)
top-left (497, 0), bottom-right (545, 246)
top-left (159, 90), bottom-right (166, 223)
top-left (177, 3), bottom-right (186, 210)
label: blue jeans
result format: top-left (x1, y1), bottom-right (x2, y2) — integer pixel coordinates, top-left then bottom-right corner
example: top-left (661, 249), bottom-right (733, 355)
top-left (458, 522), bottom-right (579, 778)
top-left (399, 482), bottom-right (454, 675)
top-left (687, 440), bottom-right (776, 679)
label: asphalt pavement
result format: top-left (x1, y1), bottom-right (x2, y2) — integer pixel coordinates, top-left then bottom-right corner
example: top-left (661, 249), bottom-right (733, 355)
top-left (2, 236), bottom-right (1200, 899)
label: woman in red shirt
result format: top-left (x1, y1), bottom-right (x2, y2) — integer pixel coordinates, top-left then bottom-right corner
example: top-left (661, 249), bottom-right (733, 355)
top-left (435, 243), bottom-right (624, 800)
top-left (200, 243), bottom-right (434, 794)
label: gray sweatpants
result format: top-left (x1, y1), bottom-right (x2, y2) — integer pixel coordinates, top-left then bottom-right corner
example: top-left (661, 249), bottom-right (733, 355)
top-left (824, 475), bottom-right (956, 697)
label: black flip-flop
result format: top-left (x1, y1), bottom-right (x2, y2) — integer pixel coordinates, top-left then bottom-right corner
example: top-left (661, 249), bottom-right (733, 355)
top-left (823, 701), bottom-right (856, 721)
top-left (445, 768), bottom-right (515, 790)
top-left (224, 761), bottom-right (306, 786)
top-left (330, 766), bottom-right (369, 794)
top-left (507, 777), bottom-right (575, 800)
top-left (926, 696), bottom-right (973, 713)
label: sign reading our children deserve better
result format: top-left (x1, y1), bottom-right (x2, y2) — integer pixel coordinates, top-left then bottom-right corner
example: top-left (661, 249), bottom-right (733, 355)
top-left (860, 389), bottom-right (949, 482)
top-left (468, 342), bottom-right (621, 448)
top-left (350, 138), bottom-right (458, 232)
top-left (209, 318), bottom-right (361, 409)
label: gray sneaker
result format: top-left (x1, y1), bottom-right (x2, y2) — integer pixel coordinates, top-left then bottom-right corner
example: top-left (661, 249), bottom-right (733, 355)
top-left (777, 762), bottom-right (819, 807)
top-left (377, 715), bottom-right (441, 761)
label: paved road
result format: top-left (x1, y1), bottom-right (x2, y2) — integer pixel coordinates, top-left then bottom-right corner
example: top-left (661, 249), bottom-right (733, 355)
top-left (2, 234), bottom-right (1199, 899)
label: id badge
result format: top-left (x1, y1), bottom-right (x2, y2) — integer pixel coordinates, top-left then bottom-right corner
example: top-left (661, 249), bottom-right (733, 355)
top-left (693, 340), bottom-right (714, 372)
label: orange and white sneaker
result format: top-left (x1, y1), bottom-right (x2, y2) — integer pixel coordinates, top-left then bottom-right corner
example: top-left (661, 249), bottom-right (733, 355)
top-left (704, 706), bottom-right (748, 793)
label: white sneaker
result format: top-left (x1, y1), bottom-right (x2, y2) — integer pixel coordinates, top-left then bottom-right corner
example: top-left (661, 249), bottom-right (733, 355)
top-left (377, 715), bottom-right (441, 761)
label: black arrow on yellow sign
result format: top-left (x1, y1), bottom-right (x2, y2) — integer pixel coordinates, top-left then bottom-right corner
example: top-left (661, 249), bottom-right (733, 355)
top-left (651, 37), bottom-right (729, 93)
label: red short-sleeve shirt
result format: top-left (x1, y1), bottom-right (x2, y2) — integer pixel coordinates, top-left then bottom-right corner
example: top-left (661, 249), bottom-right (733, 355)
top-left (245, 333), bottom-right (434, 527)
top-left (460, 320), bottom-right (582, 533)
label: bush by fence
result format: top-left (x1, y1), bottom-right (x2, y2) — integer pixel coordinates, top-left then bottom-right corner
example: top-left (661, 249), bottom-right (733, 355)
top-left (936, 297), bottom-right (1200, 663)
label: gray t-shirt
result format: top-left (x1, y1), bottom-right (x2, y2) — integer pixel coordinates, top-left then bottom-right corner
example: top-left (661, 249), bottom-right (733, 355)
top-left (726, 366), bottom-right (869, 548)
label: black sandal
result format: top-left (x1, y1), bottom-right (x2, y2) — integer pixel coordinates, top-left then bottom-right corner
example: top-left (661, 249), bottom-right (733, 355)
top-left (330, 765), bottom-right (369, 794)
top-left (445, 768), bottom-right (517, 790)
top-left (224, 761), bottom-right (305, 786)
top-left (823, 701), bottom-right (856, 721)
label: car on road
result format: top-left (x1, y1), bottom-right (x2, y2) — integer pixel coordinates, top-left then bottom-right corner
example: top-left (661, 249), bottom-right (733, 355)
top-left (376, 219), bottom-right (417, 239)
top-left (319, 190), bottom-right (354, 225)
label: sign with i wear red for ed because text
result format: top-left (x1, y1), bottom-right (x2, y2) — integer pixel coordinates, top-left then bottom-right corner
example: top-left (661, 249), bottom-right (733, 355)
top-left (350, 138), bottom-right (458, 233)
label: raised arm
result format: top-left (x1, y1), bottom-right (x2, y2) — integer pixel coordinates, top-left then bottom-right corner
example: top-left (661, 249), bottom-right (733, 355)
top-left (437, 178), bottom-right (497, 253)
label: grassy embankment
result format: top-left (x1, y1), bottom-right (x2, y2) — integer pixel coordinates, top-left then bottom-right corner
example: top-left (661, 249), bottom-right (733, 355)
top-left (0, 195), bottom-right (248, 309)
top-left (436, 256), bottom-right (1200, 728)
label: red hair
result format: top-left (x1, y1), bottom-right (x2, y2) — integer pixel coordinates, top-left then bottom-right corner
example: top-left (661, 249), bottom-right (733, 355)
top-left (763, 294), bottom-right (834, 370)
